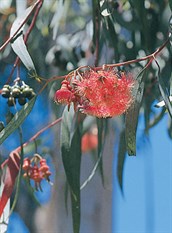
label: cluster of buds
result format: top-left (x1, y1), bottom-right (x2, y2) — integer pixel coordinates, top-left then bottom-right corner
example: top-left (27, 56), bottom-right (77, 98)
top-left (1, 80), bottom-right (35, 107)
top-left (22, 154), bottom-right (51, 191)
top-left (54, 68), bottom-right (135, 118)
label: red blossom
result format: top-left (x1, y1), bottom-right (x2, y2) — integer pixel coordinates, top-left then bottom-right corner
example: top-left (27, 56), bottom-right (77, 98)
top-left (22, 155), bottom-right (52, 191)
top-left (54, 69), bottom-right (135, 118)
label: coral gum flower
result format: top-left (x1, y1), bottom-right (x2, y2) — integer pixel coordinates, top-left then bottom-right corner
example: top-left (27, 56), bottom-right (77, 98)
top-left (75, 70), bottom-right (135, 118)
top-left (54, 69), bottom-right (135, 118)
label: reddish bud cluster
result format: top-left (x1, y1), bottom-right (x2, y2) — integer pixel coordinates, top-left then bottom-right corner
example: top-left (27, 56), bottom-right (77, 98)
top-left (81, 132), bottom-right (98, 153)
top-left (54, 69), bottom-right (135, 118)
top-left (23, 156), bottom-right (51, 191)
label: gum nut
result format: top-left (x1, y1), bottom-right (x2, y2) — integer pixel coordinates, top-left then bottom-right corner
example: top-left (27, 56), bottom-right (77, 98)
top-left (18, 97), bottom-right (27, 105)
top-left (7, 97), bottom-right (16, 106)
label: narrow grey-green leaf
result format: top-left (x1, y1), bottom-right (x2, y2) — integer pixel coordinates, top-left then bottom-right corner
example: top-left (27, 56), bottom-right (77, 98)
top-left (117, 130), bottom-right (126, 192)
top-left (60, 106), bottom-right (82, 233)
top-left (125, 69), bottom-right (145, 155)
top-left (0, 96), bottom-right (36, 145)
top-left (97, 118), bottom-right (106, 185)
top-left (10, 6), bottom-right (36, 72)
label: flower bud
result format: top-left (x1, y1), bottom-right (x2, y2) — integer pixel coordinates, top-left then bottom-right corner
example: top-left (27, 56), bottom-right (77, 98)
top-left (7, 97), bottom-right (16, 107)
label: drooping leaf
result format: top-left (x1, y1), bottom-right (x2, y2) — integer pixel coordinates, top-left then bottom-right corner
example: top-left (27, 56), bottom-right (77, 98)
top-left (117, 130), bottom-right (126, 192)
top-left (96, 118), bottom-right (106, 185)
top-left (10, 5), bottom-right (36, 72)
top-left (60, 106), bottom-right (82, 233)
top-left (0, 96), bottom-right (36, 145)
top-left (125, 69), bottom-right (146, 155)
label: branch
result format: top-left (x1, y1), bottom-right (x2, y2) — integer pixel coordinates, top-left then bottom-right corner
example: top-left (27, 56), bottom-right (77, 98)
top-left (38, 33), bottom-right (170, 94)
top-left (14, 117), bottom-right (62, 153)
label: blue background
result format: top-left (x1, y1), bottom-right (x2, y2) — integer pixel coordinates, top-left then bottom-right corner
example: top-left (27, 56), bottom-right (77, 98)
top-left (113, 114), bottom-right (172, 233)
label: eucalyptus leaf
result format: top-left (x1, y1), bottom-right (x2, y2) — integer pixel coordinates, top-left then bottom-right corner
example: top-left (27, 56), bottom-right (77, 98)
top-left (0, 96), bottom-right (36, 145)
top-left (125, 69), bottom-right (146, 155)
top-left (117, 130), bottom-right (126, 192)
top-left (60, 106), bottom-right (82, 233)
top-left (97, 118), bottom-right (106, 185)
top-left (10, 6), bottom-right (36, 72)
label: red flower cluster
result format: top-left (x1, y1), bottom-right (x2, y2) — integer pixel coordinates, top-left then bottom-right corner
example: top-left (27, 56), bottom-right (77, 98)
top-left (23, 155), bottom-right (51, 191)
top-left (54, 69), bottom-right (135, 118)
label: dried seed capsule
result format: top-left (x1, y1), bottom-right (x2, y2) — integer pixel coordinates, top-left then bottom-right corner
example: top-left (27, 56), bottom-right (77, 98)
top-left (1, 85), bottom-right (11, 98)
top-left (11, 85), bottom-right (21, 98)
top-left (22, 87), bottom-right (34, 98)
top-left (18, 97), bottom-right (27, 105)
top-left (7, 97), bottom-right (16, 107)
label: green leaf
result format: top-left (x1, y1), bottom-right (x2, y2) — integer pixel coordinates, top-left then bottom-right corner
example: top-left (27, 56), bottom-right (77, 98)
top-left (117, 130), bottom-right (126, 192)
top-left (97, 118), bottom-right (107, 185)
top-left (61, 106), bottom-right (82, 233)
top-left (125, 69), bottom-right (146, 155)
top-left (0, 96), bottom-right (36, 145)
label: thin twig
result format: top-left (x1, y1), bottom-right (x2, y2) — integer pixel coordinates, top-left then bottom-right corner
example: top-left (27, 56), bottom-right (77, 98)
top-left (102, 34), bottom-right (170, 69)
top-left (14, 117), bottom-right (62, 153)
